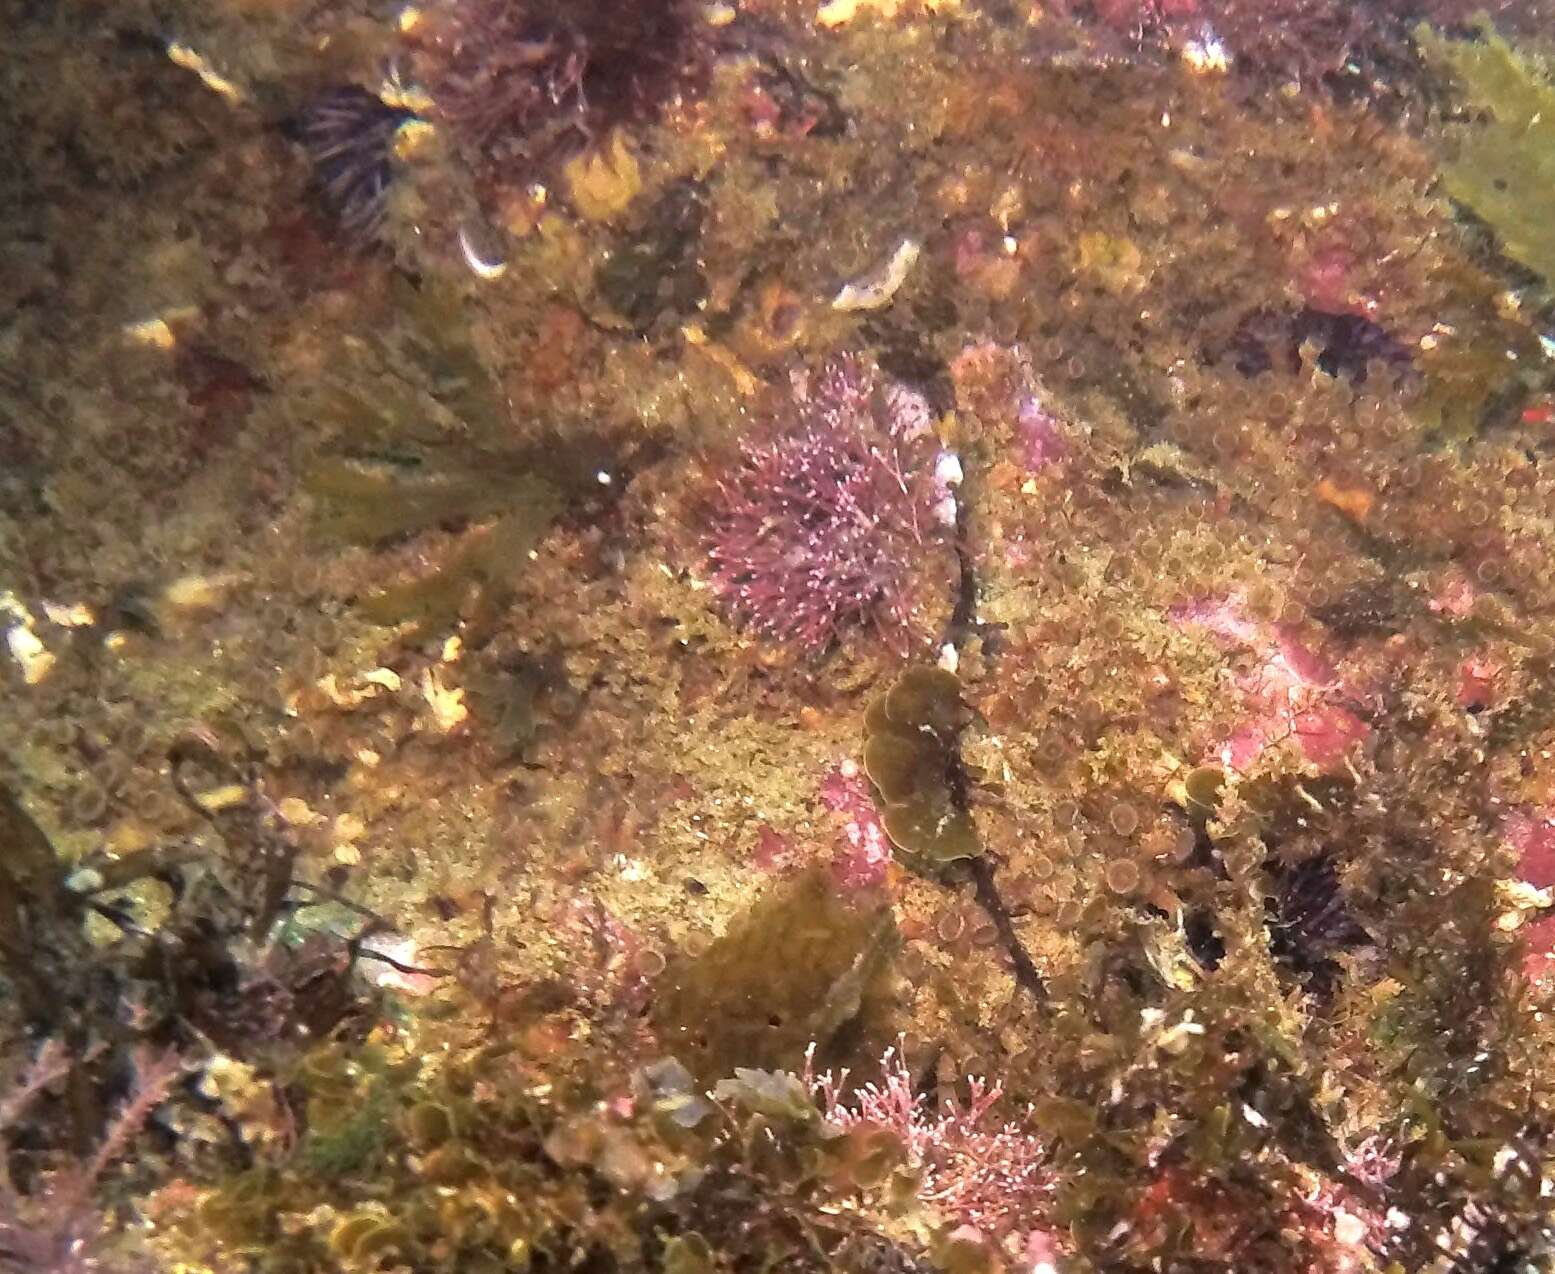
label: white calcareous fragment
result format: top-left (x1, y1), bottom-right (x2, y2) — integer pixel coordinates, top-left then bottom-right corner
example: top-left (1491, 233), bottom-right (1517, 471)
top-left (832, 238), bottom-right (920, 312)
top-left (6, 624), bottom-right (54, 685)
top-left (457, 221), bottom-right (508, 280)
top-left (41, 601), bottom-right (95, 627)
top-left (362, 667), bottom-right (403, 692)
top-left (124, 317), bottom-right (177, 349)
top-left (422, 668), bottom-right (468, 731)
top-left (163, 572), bottom-right (241, 612)
top-left (817, 0), bottom-right (898, 25)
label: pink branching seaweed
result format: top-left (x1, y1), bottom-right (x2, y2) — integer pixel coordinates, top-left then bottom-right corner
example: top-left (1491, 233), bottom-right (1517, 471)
top-left (1293, 1136), bottom-right (1400, 1274)
top-left (703, 357), bottom-right (949, 656)
top-left (0, 1043), bottom-right (181, 1274)
top-left (807, 1043), bottom-right (1053, 1244)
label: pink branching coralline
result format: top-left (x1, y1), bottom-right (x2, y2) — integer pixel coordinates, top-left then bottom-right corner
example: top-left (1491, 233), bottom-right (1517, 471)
top-left (1015, 395), bottom-right (1069, 472)
top-left (1083, 0), bottom-right (1517, 91)
top-left (807, 1044), bottom-right (1054, 1246)
top-left (1293, 1137), bottom-right (1399, 1274)
top-left (703, 357), bottom-right (948, 655)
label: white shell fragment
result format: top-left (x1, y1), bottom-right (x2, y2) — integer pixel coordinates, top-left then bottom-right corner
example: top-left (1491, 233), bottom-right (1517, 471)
top-left (932, 449), bottom-right (962, 527)
top-left (4, 618), bottom-right (54, 685)
top-left (832, 237), bottom-right (920, 312)
top-left (457, 222), bottom-right (509, 280)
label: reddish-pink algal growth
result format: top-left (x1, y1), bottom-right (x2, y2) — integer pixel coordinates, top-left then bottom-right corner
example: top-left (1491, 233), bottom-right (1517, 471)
top-left (703, 357), bottom-right (950, 655)
top-left (410, 0), bottom-right (706, 186)
top-left (818, 760), bottom-right (893, 890)
top-left (807, 1043), bottom-right (1054, 1245)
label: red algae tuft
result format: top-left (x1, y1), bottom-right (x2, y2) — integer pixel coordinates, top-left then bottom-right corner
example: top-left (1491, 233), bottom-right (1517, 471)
top-left (702, 357), bottom-right (952, 656)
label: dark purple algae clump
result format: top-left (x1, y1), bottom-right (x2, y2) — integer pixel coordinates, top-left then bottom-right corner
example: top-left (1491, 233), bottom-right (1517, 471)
top-left (409, 0), bottom-right (708, 189)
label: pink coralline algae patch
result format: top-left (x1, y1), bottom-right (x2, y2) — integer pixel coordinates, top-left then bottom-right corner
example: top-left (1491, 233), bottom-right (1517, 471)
top-left (1171, 594), bottom-right (1371, 771)
top-left (1522, 920), bottom-right (1555, 981)
top-left (1015, 396), bottom-right (1069, 471)
top-left (751, 822), bottom-right (796, 874)
top-left (1507, 809), bottom-right (1555, 891)
top-left (1428, 568), bottom-right (1479, 619)
top-left (1508, 811), bottom-right (1555, 980)
top-left (1294, 240), bottom-right (1382, 321)
top-left (946, 341), bottom-right (1073, 475)
top-left (818, 760), bottom-right (892, 891)
top-left (1456, 655), bottom-right (1500, 711)
top-left (702, 356), bottom-right (947, 655)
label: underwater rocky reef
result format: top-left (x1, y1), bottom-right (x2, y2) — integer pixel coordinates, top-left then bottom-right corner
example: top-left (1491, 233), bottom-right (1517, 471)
top-left (5, 0), bottom-right (1555, 1271)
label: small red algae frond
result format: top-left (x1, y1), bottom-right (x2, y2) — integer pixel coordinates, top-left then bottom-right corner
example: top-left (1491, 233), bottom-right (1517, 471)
top-left (703, 357), bottom-right (950, 656)
top-left (0, 1041), bottom-right (181, 1274)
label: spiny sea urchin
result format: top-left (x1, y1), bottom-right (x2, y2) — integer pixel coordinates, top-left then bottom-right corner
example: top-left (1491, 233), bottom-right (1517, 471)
top-left (1264, 852), bottom-right (1370, 996)
top-left (295, 86), bottom-right (412, 241)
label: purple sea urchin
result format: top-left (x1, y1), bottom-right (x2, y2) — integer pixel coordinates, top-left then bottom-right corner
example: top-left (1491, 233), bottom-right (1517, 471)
top-left (296, 86), bottom-right (412, 241)
top-left (1265, 852), bottom-right (1370, 997)
top-left (410, 0), bottom-right (706, 189)
top-left (702, 357), bottom-right (951, 656)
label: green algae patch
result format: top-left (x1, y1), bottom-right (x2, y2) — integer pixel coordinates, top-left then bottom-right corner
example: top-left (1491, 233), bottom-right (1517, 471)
top-left (1419, 21), bottom-right (1555, 288)
top-left (651, 867), bottom-right (898, 1083)
top-left (301, 281), bottom-right (663, 632)
top-left (302, 286), bottom-right (567, 629)
top-left (306, 453), bottom-right (558, 549)
top-left (863, 666), bottom-right (981, 871)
